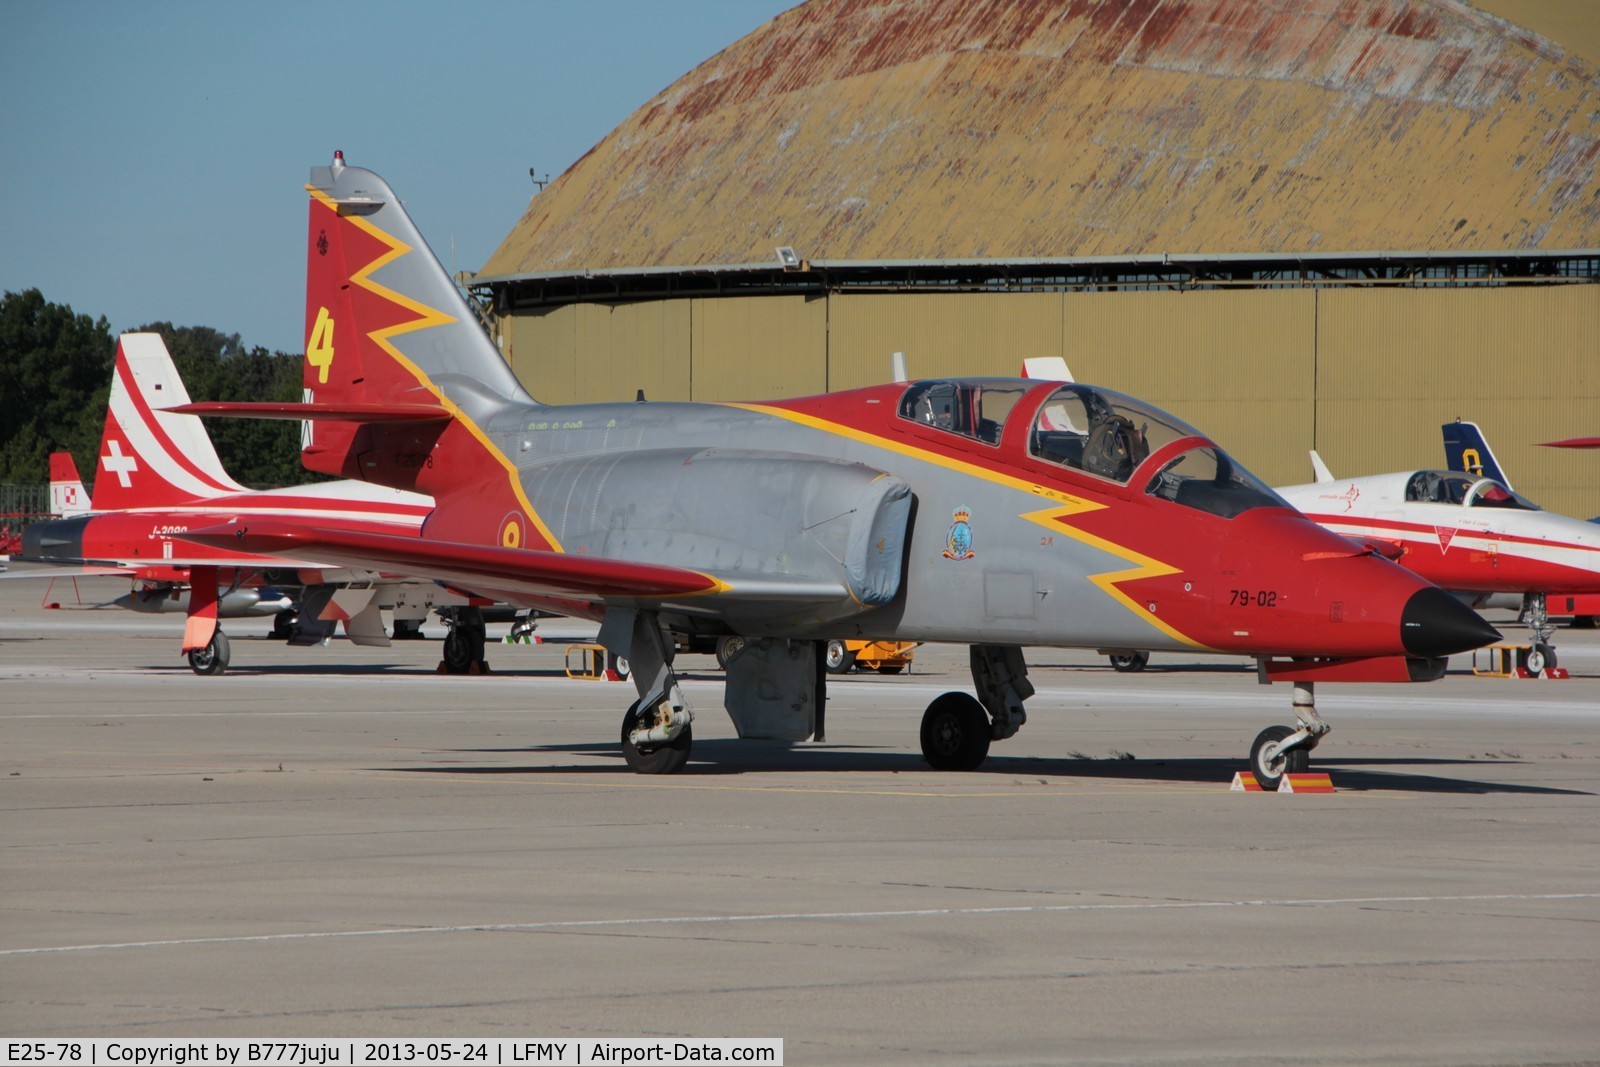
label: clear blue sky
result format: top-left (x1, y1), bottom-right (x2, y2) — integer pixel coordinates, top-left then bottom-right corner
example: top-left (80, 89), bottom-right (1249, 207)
top-left (0, 0), bottom-right (796, 355)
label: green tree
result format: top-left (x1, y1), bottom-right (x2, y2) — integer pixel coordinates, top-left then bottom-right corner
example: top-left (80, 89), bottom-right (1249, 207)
top-left (0, 293), bottom-right (316, 494)
top-left (0, 289), bottom-right (115, 487)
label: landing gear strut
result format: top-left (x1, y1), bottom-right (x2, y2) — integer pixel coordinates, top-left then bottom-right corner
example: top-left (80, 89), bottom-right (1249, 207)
top-left (1519, 593), bottom-right (1558, 674)
top-left (604, 609), bottom-right (695, 774)
top-left (918, 644), bottom-right (1032, 770)
top-left (1249, 679), bottom-right (1329, 790)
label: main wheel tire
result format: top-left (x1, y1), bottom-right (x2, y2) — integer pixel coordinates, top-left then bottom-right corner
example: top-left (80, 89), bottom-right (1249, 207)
top-left (920, 692), bottom-right (991, 771)
top-left (269, 610), bottom-right (297, 641)
top-left (620, 700), bottom-right (692, 774)
top-left (824, 639), bottom-right (857, 675)
top-left (715, 635), bottom-right (746, 669)
top-left (1250, 723), bottom-right (1309, 791)
top-left (188, 631), bottom-right (231, 676)
top-left (442, 630), bottom-right (473, 674)
top-left (1108, 651), bottom-right (1149, 673)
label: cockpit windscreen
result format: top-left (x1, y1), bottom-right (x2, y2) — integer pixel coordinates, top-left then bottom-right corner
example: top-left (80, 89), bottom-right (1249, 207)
top-left (1144, 446), bottom-right (1288, 518)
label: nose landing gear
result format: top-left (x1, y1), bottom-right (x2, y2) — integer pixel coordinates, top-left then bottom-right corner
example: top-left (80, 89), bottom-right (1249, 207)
top-left (1519, 593), bottom-right (1559, 674)
top-left (1249, 680), bottom-right (1330, 790)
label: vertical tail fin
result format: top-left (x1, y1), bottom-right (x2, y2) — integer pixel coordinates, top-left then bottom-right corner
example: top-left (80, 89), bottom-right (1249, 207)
top-left (48, 453), bottom-right (90, 516)
top-left (302, 152), bottom-right (533, 423)
top-left (298, 154), bottom-right (553, 551)
top-left (1442, 420), bottom-right (1511, 489)
top-left (1309, 450), bottom-right (1335, 484)
top-left (91, 334), bottom-right (247, 511)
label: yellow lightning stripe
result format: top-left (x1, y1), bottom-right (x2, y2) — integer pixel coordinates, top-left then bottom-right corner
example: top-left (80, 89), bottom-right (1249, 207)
top-left (307, 185), bottom-right (562, 553)
top-left (1019, 502), bottom-right (1205, 648)
top-left (729, 401), bottom-right (1203, 644)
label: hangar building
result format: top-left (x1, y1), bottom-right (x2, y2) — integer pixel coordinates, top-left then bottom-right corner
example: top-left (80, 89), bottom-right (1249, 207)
top-left (470, 0), bottom-right (1600, 517)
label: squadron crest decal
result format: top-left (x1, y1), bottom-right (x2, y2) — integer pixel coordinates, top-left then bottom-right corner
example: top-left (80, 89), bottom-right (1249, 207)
top-left (943, 505), bottom-right (975, 561)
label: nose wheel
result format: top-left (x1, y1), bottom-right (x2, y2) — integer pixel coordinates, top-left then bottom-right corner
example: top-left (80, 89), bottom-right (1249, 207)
top-left (1523, 641), bottom-right (1557, 675)
top-left (1250, 724), bottom-right (1310, 790)
top-left (1519, 593), bottom-right (1559, 674)
top-left (1248, 679), bottom-right (1329, 790)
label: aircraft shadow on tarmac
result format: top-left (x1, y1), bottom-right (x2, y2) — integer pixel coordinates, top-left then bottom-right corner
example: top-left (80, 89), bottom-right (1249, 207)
top-left (378, 743), bottom-right (1591, 796)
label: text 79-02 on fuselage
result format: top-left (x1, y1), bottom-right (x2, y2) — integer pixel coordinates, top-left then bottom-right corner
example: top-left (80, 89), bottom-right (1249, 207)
top-left (176, 154), bottom-right (1497, 787)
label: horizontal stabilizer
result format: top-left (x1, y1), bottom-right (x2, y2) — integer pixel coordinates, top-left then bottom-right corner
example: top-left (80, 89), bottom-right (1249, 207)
top-left (168, 402), bottom-right (451, 423)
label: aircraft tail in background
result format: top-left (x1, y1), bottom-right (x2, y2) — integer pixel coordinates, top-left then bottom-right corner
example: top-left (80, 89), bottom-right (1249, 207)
top-left (48, 453), bottom-right (91, 516)
top-left (1441, 420), bottom-right (1511, 489)
top-left (91, 333), bottom-right (247, 512)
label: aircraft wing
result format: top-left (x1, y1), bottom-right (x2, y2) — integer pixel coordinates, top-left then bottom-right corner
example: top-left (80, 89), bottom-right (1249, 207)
top-left (178, 521), bottom-right (850, 607)
top-left (0, 563), bottom-right (135, 580)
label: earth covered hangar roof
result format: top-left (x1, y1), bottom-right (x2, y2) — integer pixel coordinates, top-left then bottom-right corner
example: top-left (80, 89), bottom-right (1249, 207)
top-left (478, 0), bottom-right (1600, 281)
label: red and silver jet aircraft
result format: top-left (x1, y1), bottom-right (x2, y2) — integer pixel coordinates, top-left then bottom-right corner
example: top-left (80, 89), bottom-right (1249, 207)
top-left (14, 333), bottom-right (487, 674)
top-left (1278, 439), bottom-right (1600, 673)
top-left (176, 154), bottom-right (1498, 785)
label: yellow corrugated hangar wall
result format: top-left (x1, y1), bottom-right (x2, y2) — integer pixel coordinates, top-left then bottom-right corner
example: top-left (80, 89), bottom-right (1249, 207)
top-left (479, 0), bottom-right (1600, 518)
top-left (501, 285), bottom-right (1600, 518)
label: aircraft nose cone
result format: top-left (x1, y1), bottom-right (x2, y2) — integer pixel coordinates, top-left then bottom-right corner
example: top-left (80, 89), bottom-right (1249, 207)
top-left (1401, 587), bottom-right (1500, 657)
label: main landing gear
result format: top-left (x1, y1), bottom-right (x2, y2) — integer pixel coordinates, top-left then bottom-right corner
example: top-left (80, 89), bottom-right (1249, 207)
top-left (919, 644), bottom-right (1032, 771)
top-left (187, 630), bottom-right (231, 676)
top-left (1519, 592), bottom-right (1559, 674)
top-left (1107, 650), bottom-right (1150, 673)
top-left (439, 607), bottom-right (490, 675)
top-left (1249, 679), bottom-right (1330, 790)
top-left (611, 610), bottom-right (695, 774)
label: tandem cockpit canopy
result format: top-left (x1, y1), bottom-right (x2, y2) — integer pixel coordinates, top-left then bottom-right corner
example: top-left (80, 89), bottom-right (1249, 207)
top-left (1405, 470), bottom-right (1541, 511)
top-left (898, 379), bottom-right (1286, 519)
